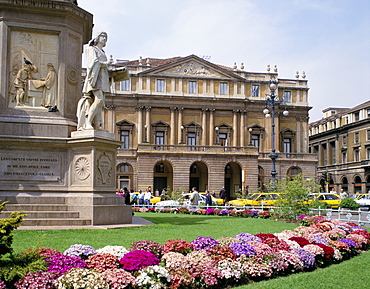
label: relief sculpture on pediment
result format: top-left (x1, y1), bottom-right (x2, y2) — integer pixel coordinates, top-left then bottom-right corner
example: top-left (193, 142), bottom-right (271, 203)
top-left (165, 61), bottom-right (224, 78)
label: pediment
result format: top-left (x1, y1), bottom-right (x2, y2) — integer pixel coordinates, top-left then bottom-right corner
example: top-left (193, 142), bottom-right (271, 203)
top-left (184, 121), bottom-right (201, 128)
top-left (139, 55), bottom-right (244, 80)
top-left (152, 120), bottom-right (169, 127)
top-left (116, 119), bottom-right (135, 126)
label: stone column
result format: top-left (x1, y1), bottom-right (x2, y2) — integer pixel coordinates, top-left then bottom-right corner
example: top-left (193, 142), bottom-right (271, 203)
top-left (137, 106), bottom-right (144, 144)
top-left (145, 106), bottom-right (151, 143)
top-left (233, 110), bottom-right (238, 146)
top-left (201, 108), bottom-right (207, 146)
top-left (296, 117), bottom-right (302, 153)
top-left (209, 109), bottom-right (215, 145)
top-left (106, 105), bottom-right (116, 135)
top-left (240, 110), bottom-right (246, 147)
top-left (170, 107), bottom-right (176, 145)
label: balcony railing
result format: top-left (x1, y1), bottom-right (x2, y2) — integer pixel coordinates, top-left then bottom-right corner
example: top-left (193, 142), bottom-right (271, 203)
top-left (258, 152), bottom-right (318, 161)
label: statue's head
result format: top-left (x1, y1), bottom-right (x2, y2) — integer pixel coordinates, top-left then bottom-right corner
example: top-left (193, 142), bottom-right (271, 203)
top-left (89, 31), bottom-right (108, 47)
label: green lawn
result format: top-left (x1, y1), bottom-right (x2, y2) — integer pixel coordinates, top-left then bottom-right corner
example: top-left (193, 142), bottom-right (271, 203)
top-left (12, 213), bottom-right (370, 289)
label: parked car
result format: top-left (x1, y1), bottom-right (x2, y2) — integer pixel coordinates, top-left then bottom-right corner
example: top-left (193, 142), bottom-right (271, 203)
top-left (130, 192), bottom-right (161, 205)
top-left (308, 193), bottom-right (341, 209)
top-left (155, 193), bottom-right (221, 208)
top-left (228, 193), bottom-right (285, 208)
top-left (199, 192), bottom-right (224, 205)
top-left (354, 194), bottom-right (370, 209)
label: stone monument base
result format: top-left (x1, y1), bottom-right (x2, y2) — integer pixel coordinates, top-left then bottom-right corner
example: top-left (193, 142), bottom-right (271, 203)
top-left (0, 130), bottom-right (131, 227)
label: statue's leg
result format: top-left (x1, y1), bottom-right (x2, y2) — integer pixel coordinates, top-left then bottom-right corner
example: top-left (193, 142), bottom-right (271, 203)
top-left (86, 90), bottom-right (104, 130)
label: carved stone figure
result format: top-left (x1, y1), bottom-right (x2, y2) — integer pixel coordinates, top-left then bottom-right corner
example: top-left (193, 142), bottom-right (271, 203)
top-left (77, 31), bottom-right (111, 130)
top-left (31, 63), bottom-right (57, 108)
top-left (14, 64), bottom-right (31, 106)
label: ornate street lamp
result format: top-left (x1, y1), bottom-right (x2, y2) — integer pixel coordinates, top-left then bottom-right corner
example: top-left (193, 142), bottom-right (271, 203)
top-left (263, 77), bottom-right (289, 188)
top-left (179, 125), bottom-right (185, 144)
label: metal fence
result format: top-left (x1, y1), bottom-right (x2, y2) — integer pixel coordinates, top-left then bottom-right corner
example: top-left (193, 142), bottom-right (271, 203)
top-left (139, 203), bottom-right (370, 226)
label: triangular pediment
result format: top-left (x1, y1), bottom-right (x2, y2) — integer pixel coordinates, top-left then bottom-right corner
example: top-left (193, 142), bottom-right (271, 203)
top-left (152, 120), bottom-right (169, 127)
top-left (138, 55), bottom-right (244, 80)
top-left (116, 119), bottom-right (135, 126)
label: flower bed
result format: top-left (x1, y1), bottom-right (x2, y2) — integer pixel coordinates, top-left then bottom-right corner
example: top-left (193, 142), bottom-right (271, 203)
top-left (5, 215), bottom-right (370, 288)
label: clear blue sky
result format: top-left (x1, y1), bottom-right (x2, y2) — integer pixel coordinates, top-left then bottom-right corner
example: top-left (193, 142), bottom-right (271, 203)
top-left (78, 0), bottom-right (370, 122)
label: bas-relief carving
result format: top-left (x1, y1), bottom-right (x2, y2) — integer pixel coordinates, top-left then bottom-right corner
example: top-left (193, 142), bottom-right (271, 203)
top-left (97, 152), bottom-right (112, 185)
top-left (8, 30), bottom-right (58, 110)
top-left (161, 61), bottom-right (226, 78)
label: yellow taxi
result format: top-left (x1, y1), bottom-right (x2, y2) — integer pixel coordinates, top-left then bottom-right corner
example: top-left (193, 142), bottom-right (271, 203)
top-left (229, 193), bottom-right (284, 208)
top-left (308, 193), bottom-right (341, 209)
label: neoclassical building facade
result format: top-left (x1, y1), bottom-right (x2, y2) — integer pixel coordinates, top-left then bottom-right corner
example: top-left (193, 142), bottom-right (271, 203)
top-left (103, 55), bottom-right (317, 198)
top-left (309, 101), bottom-right (370, 194)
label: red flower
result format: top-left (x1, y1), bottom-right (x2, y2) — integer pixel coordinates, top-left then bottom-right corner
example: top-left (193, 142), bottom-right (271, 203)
top-left (315, 243), bottom-right (334, 258)
top-left (289, 237), bottom-right (310, 247)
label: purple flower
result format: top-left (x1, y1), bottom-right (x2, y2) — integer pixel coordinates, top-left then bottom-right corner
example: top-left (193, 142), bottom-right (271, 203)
top-left (310, 234), bottom-right (329, 245)
top-left (206, 208), bottom-right (215, 215)
top-left (64, 244), bottom-right (97, 259)
top-left (191, 236), bottom-right (219, 251)
top-left (250, 210), bottom-right (259, 217)
top-left (298, 215), bottom-right (309, 220)
top-left (291, 248), bottom-right (316, 268)
top-left (46, 253), bottom-right (86, 276)
top-left (219, 209), bottom-right (229, 215)
top-left (351, 226), bottom-right (368, 231)
top-left (235, 232), bottom-right (262, 242)
top-left (14, 271), bottom-right (57, 288)
top-left (338, 238), bottom-right (357, 248)
top-left (229, 241), bottom-right (256, 256)
top-left (119, 250), bottom-right (160, 271)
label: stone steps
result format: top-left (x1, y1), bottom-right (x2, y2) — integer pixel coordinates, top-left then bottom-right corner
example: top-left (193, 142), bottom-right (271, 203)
top-left (1, 195), bottom-right (92, 227)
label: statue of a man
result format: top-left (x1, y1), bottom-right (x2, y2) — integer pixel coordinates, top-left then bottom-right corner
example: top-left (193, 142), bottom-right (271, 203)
top-left (77, 31), bottom-right (111, 130)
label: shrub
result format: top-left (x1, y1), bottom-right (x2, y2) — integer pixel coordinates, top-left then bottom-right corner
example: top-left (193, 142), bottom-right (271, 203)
top-left (0, 201), bottom-right (27, 256)
top-left (339, 197), bottom-right (360, 210)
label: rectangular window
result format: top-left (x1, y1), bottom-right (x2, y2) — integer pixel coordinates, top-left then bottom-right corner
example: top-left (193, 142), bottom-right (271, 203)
top-left (251, 85), bottom-right (259, 97)
top-left (322, 143), bottom-right (327, 166)
top-left (367, 130), bottom-right (370, 141)
top-left (354, 111), bottom-right (360, 121)
top-left (330, 141), bottom-right (336, 164)
top-left (120, 80), bottom-right (130, 91)
top-left (120, 130), bottom-right (130, 148)
top-left (355, 132), bottom-right (360, 144)
top-left (342, 151), bottom-right (347, 163)
top-left (283, 91), bottom-right (292, 103)
top-left (367, 148), bottom-right (370, 160)
top-left (155, 131), bottom-right (165, 150)
top-left (283, 138), bottom-right (292, 153)
top-left (188, 81), bottom-right (197, 93)
top-left (219, 133), bottom-right (228, 146)
top-left (156, 79), bottom-right (165, 92)
top-left (354, 149), bottom-right (360, 162)
top-left (367, 109), bottom-right (370, 118)
top-left (220, 82), bottom-right (228, 95)
top-left (343, 135), bottom-right (347, 146)
top-left (187, 132), bottom-right (196, 151)
top-left (251, 134), bottom-right (260, 150)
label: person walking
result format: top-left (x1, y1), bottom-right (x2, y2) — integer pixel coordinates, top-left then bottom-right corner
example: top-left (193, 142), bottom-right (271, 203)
top-left (144, 187), bottom-right (152, 208)
top-left (138, 190), bottom-right (144, 206)
top-left (123, 187), bottom-right (131, 205)
top-left (220, 186), bottom-right (227, 205)
top-left (190, 187), bottom-right (199, 209)
top-left (205, 190), bottom-right (212, 207)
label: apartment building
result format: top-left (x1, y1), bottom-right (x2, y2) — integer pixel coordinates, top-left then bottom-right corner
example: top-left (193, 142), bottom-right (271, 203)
top-left (309, 101), bottom-right (370, 193)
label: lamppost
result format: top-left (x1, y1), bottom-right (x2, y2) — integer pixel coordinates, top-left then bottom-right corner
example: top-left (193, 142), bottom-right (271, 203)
top-left (248, 128), bottom-right (253, 146)
top-left (263, 77), bottom-right (289, 188)
top-left (143, 125), bottom-right (148, 143)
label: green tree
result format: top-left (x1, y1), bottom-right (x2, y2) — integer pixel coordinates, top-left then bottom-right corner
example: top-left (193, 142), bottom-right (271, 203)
top-left (274, 174), bottom-right (320, 220)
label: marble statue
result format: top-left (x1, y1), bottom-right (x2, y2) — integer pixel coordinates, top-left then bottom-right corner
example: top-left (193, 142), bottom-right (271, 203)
top-left (31, 63), bottom-right (57, 108)
top-left (77, 31), bottom-right (111, 130)
top-left (13, 64), bottom-right (31, 106)
top-left (77, 31), bottom-right (128, 130)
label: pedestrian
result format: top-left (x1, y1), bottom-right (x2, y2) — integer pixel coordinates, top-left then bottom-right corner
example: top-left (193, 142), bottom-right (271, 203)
top-left (205, 190), bottom-right (212, 207)
top-left (144, 187), bottom-right (152, 208)
top-left (339, 189), bottom-right (348, 199)
top-left (220, 186), bottom-right (227, 205)
top-left (190, 187), bottom-right (199, 209)
top-left (123, 187), bottom-right (131, 205)
top-left (138, 190), bottom-right (144, 206)
top-left (130, 189), bottom-right (138, 205)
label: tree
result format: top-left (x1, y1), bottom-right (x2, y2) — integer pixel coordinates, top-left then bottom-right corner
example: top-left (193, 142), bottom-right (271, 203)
top-left (274, 174), bottom-right (320, 220)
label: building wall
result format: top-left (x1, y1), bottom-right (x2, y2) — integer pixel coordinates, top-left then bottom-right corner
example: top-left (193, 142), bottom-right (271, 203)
top-left (309, 101), bottom-right (370, 194)
top-left (106, 55), bottom-right (317, 197)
